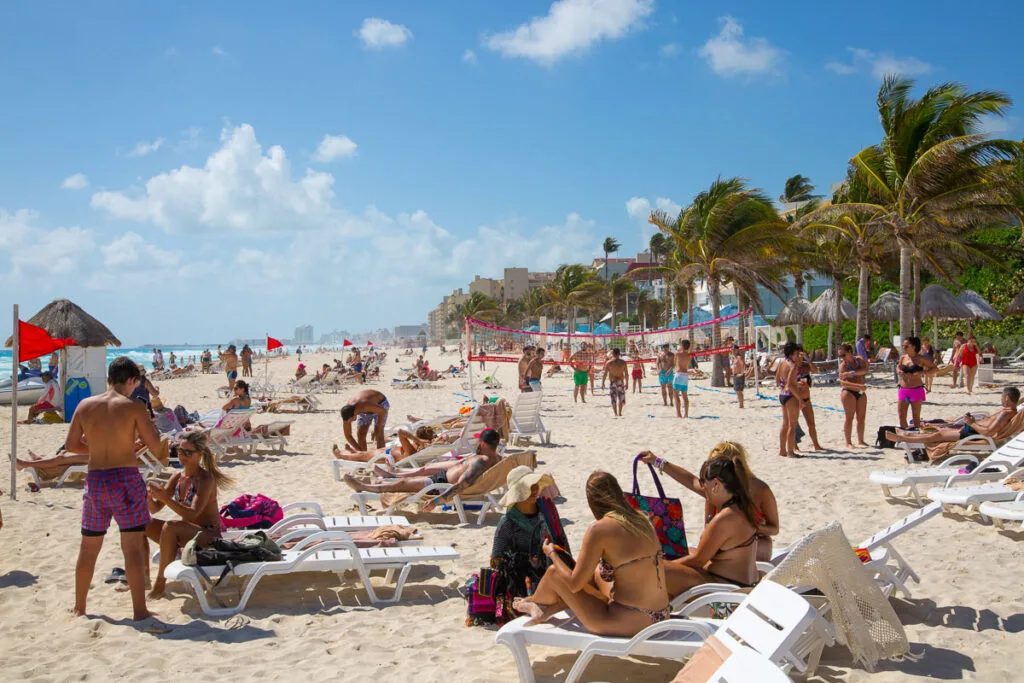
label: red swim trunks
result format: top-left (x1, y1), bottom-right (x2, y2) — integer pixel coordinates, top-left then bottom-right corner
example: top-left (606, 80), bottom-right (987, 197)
top-left (81, 467), bottom-right (150, 535)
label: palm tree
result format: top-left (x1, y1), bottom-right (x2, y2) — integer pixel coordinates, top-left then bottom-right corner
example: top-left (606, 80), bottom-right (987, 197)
top-left (449, 292), bottom-right (500, 335)
top-left (605, 276), bottom-right (636, 330)
top-left (602, 237), bottom-right (621, 281)
top-left (799, 230), bottom-right (859, 356)
top-left (538, 264), bottom-right (603, 330)
top-left (778, 174), bottom-right (822, 215)
top-left (839, 76), bottom-right (1017, 338)
top-left (649, 177), bottom-right (792, 386)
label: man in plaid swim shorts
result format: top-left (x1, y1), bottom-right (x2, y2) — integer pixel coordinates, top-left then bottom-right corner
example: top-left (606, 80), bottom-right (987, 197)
top-left (66, 357), bottom-right (163, 622)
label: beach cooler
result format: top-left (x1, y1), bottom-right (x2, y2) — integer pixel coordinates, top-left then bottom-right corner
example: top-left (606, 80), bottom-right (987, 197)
top-left (978, 354), bottom-right (995, 384)
top-left (64, 378), bottom-right (90, 422)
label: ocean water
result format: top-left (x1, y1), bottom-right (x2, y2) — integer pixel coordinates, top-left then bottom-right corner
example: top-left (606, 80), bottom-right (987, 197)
top-left (0, 345), bottom-right (287, 377)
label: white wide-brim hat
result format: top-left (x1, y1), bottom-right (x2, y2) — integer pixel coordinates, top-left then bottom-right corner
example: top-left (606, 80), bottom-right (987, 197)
top-left (499, 465), bottom-right (554, 507)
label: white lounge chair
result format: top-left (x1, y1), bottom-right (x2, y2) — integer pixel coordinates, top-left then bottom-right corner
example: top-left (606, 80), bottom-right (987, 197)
top-left (856, 502), bottom-right (941, 598)
top-left (978, 493), bottom-right (1024, 529)
top-left (249, 501), bottom-right (410, 539)
top-left (495, 581), bottom-right (822, 683)
top-left (869, 432), bottom-right (1024, 505)
top-left (926, 467), bottom-right (1024, 512)
top-left (23, 445), bottom-right (166, 488)
top-left (508, 390), bottom-right (551, 446)
top-left (162, 530), bottom-right (458, 616)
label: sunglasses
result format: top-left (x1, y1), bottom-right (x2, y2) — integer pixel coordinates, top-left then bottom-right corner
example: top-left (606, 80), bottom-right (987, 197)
top-left (178, 446), bottom-right (199, 455)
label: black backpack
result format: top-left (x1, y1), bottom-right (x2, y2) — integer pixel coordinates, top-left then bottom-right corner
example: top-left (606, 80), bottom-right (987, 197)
top-left (182, 531), bottom-right (283, 587)
top-left (875, 425), bottom-right (899, 449)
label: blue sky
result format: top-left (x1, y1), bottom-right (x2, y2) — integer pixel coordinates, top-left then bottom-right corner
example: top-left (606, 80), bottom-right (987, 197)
top-left (1, 0), bottom-right (1020, 344)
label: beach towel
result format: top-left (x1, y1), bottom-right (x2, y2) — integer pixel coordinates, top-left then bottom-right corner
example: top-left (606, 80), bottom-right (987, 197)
top-left (220, 493), bottom-right (284, 530)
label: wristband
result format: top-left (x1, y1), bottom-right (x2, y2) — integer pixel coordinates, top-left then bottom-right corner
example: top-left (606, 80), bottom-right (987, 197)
top-left (654, 457), bottom-right (666, 473)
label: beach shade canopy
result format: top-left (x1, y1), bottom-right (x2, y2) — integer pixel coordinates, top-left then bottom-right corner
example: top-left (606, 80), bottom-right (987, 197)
top-left (805, 289), bottom-right (856, 324)
top-left (918, 284), bottom-right (973, 320)
top-left (592, 322), bottom-right (613, 334)
top-left (869, 291), bottom-right (901, 322)
top-left (772, 297), bottom-right (812, 326)
top-left (1008, 286), bottom-right (1024, 316)
top-left (6, 298), bottom-right (121, 348)
top-left (956, 290), bottom-right (1003, 322)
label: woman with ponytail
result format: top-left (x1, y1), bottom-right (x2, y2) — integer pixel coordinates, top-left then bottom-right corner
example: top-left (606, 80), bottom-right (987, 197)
top-left (145, 431), bottom-right (234, 598)
top-left (640, 442), bottom-right (778, 562)
top-left (512, 471), bottom-right (670, 636)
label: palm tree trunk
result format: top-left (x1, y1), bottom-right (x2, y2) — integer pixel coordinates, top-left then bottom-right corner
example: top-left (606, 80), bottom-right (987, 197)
top-left (832, 278), bottom-right (843, 358)
top-left (899, 243), bottom-right (913, 339)
top-left (856, 260), bottom-right (870, 339)
top-left (708, 279), bottom-right (724, 387)
top-left (604, 250), bottom-right (609, 281)
top-left (687, 284), bottom-right (696, 344)
top-left (736, 291), bottom-right (747, 347)
top-left (912, 259), bottom-right (922, 337)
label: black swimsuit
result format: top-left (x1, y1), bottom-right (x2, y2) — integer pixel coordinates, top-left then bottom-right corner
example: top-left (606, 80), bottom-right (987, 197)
top-left (841, 357), bottom-right (866, 400)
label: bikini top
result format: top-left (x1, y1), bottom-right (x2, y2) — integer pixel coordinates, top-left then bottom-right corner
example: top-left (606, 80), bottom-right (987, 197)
top-left (901, 360), bottom-right (924, 374)
top-left (173, 476), bottom-right (198, 506)
top-left (597, 550), bottom-right (664, 585)
top-left (713, 533), bottom-right (758, 562)
top-left (777, 359), bottom-right (794, 394)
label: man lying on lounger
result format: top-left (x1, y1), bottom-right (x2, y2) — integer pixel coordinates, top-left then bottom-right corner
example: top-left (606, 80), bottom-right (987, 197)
top-left (341, 428), bottom-right (502, 511)
top-left (332, 425), bottom-right (452, 463)
top-left (886, 386), bottom-right (1020, 446)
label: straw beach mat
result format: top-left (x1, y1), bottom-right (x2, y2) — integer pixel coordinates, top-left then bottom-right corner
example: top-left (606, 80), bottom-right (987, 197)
top-left (766, 521), bottom-right (909, 669)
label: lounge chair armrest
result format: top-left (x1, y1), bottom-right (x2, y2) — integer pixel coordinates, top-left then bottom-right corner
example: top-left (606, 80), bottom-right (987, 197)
top-left (281, 501), bottom-right (324, 516)
top-left (940, 454), bottom-right (981, 468)
top-left (755, 561), bottom-right (776, 575)
top-left (600, 618), bottom-right (716, 652)
top-left (289, 529), bottom-right (356, 551)
top-left (956, 435), bottom-right (996, 449)
top-left (670, 583), bottom-right (742, 611)
top-left (267, 513), bottom-right (326, 534)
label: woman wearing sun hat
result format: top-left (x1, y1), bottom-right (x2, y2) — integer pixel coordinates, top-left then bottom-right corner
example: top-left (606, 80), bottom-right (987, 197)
top-left (467, 467), bottom-right (560, 625)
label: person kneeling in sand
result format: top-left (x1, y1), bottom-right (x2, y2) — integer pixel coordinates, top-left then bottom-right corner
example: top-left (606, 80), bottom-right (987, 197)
top-left (511, 471), bottom-right (671, 635)
top-left (145, 431), bottom-right (233, 598)
top-left (332, 425), bottom-right (439, 463)
top-left (342, 429), bottom-right (502, 512)
top-left (886, 386), bottom-right (1021, 446)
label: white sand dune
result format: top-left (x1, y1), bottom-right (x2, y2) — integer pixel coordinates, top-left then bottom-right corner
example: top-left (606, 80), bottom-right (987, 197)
top-left (1, 350), bottom-right (1021, 682)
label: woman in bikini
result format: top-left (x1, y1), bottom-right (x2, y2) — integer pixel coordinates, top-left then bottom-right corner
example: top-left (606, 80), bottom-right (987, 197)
top-left (512, 472), bottom-right (671, 636)
top-left (640, 442), bottom-right (779, 562)
top-left (919, 337), bottom-right (936, 392)
top-left (896, 336), bottom-right (934, 429)
top-left (794, 346), bottom-right (823, 451)
top-left (222, 380), bottom-right (252, 411)
top-left (145, 431), bottom-right (233, 598)
top-left (777, 341), bottom-right (801, 457)
top-left (838, 342), bottom-right (869, 448)
top-left (956, 335), bottom-right (981, 395)
top-left (660, 455), bottom-right (760, 595)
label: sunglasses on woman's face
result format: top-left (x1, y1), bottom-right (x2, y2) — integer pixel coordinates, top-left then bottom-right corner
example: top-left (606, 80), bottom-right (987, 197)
top-left (178, 446), bottom-right (198, 455)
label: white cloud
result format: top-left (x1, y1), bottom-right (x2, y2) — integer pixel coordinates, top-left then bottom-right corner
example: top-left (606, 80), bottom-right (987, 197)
top-left (92, 124), bottom-right (338, 233)
top-left (313, 134), bottom-right (358, 162)
top-left (127, 137), bottom-right (165, 158)
top-left (86, 232), bottom-right (185, 291)
top-left (825, 47), bottom-right (933, 80)
top-left (978, 114), bottom-right (1018, 136)
top-left (659, 42), bottom-right (679, 57)
top-left (0, 210), bottom-right (95, 281)
top-left (698, 16), bottom-right (783, 78)
top-left (626, 196), bottom-right (682, 243)
top-left (212, 46), bottom-right (228, 57)
top-left (61, 173), bottom-right (89, 190)
top-left (356, 18), bottom-right (412, 49)
top-left (484, 0), bottom-right (654, 66)
top-left (462, 49), bottom-right (478, 65)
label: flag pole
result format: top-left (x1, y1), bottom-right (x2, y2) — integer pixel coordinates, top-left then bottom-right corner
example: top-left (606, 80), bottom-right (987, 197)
top-left (464, 318), bottom-right (475, 403)
top-left (264, 333), bottom-right (269, 383)
top-left (10, 304), bottom-right (18, 501)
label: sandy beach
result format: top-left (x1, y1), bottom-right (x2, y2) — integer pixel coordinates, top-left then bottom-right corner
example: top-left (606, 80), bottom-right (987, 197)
top-left (1, 349), bottom-right (1022, 682)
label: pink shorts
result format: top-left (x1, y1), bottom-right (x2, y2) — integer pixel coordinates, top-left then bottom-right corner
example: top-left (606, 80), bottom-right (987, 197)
top-left (82, 467), bottom-right (150, 535)
top-left (898, 386), bottom-right (927, 403)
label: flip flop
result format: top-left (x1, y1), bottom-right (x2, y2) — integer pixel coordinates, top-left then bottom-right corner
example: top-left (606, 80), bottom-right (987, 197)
top-left (139, 619), bottom-right (172, 635)
top-left (104, 568), bottom-right (127, 584)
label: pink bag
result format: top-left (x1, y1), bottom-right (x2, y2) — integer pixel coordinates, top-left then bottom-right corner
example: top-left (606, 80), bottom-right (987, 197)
top-left (219, 493), bottom-right (284, 530)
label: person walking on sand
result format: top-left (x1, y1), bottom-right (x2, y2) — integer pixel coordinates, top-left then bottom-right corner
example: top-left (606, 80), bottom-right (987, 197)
top-left (570, 347), bottom-right (589, 404)
top-left (66, 357), bottom-right (163, 622)
top-left (630, 355), bottom-right (645, 394)
top-left (656, 344), bottom-right (674, 407)
top-left (673, 341), bottom-right (692, 418)
top-left (731, 347), bottom-right (747, 409)
top-left (603, 349), bottom-right (629, 416)
top-left (518, 346), bottom-right (535, 392)
top-left (218, 344), bottom-right (239, 392)
top-left (526, 347), bottom-right (545, 392)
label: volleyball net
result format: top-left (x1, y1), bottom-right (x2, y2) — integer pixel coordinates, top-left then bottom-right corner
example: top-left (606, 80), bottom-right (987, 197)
top-left (466, 309), bottom-right (756, 367)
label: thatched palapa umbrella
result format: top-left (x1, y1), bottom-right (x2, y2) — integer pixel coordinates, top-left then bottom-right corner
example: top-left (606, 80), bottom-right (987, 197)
top-left (806, 289), bottom-right (855, 357)
top-left (5, 298), bottom-right (121, 348)
top-left (956, 290), bottom-right (1002, 335)
top-left (919, 284), bottom-right (973, 349)
top-left (1008, 287), bottom-right (1024, 316)
top-left (772, 296), bottom-right (811, 345)
top-left (869, 292), bottom-right (901, 345)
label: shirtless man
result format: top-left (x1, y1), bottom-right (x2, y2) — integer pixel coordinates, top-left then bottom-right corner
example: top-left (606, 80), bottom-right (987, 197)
top-left (341, 389), bottom-right (390, 450)
top-left (341, 429), bottom-right (502, 512)
top-left (517, 346), bottom-right (535, 392)
top-left (731, 347), bottom-right (747, 409)
top-left (656, 344), bottom-right (675, 407)
top-left (218, 344), bottom-right (239, 392)
top-left (570, 346), bottom-right (590, 404)
top-left (673, 340), bottom-right (692, 418)
top-left (886, 386), bottom-right (1021, 446)
top-left (66, 357), bottom-right (162, 621)
top-left (603, 349), bottom-right (629, 416)
top-left (526, 348), bottom-right (545, 392)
